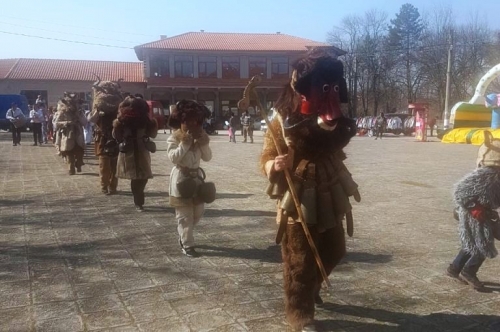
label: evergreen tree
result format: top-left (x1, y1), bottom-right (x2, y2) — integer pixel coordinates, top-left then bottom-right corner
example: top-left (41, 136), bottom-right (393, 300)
top-left (389, 3), bottom-right (424, 103)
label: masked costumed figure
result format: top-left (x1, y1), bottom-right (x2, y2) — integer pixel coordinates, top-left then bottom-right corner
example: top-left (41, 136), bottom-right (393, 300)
top-left (88, 78), bottom-right (123, 194)
top-left (54, 93), bottom-right (87, 175)
top-left (446, 131), bottom-right (500, 289)
top-left (260, 48), bottom-right (360, 331)
top-left (112, 96), bottom-right (158, 211)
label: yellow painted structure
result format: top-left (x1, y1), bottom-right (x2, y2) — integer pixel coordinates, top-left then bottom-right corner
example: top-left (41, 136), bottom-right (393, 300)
top-left (442, 128), bottom-right (500, 145)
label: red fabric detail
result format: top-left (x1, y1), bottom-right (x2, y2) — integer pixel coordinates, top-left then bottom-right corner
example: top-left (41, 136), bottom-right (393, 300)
top-left (300, 97), bottom-right (314, 115)
top-left (470, 206), bottom-right (484, 222)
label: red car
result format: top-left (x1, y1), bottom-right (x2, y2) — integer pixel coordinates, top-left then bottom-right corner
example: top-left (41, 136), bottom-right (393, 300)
top-left (146, 101), bottom-right (166, 129)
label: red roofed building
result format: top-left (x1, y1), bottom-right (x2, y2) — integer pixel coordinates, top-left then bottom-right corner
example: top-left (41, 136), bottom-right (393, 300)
top-left (0, 59), bottom-right (145, 109)
top-left (134, 32), bottom-right (345, 120)
top-left (0, 32), bottom-right (345, 121)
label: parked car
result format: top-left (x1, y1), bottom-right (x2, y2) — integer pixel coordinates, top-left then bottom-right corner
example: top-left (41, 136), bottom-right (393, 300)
top-left (146, 100), bottom-right (166, 130)
top-left (0, 94), bottom-right (30, 131)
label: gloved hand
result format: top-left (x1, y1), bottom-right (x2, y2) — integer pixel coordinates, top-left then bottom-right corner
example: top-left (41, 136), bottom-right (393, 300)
top-left (195, 132), bottom-right (209, 146)
top-left (180, 132), bottom-right (193, 144)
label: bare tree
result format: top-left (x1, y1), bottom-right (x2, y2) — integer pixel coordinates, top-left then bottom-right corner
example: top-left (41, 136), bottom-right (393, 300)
top-left (326, 5), bottom-right (498, 120)
top-left (327, 15), bottom-right (363, 117)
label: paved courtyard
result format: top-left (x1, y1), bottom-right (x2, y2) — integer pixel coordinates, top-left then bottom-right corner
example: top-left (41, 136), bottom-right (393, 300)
top-left (0, 130), bottom-right (499, 332)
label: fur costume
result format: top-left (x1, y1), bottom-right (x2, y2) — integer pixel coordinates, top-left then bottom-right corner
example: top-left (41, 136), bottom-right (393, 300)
top-left (112, 96), bottom-right (158, 180)
top-left (90, 79), bottom-right (123, 156)
top-left (53, 92), bottom-right (87, 174)
top-left (260, 48), bottom-right (359, 331)
top-left (454, 131), bottom-right (500, 259)
top-left (88, 79), bottom-right (123, 193)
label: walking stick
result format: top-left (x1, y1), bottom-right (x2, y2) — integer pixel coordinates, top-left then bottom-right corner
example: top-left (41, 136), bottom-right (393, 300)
top-left (240, 76), bottom-right (331, 288)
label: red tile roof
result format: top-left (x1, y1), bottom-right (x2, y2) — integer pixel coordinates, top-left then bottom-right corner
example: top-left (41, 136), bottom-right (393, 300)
top-left (0, 58), bottom-right (19, 79)
top-left (0, 58), bottom-right (144, 82)
top-left (135, 32), bottom-right (345, 60)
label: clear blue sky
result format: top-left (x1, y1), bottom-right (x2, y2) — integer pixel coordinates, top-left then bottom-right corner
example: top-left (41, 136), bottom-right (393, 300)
top-left (1, 0), bottom-right (498, 62)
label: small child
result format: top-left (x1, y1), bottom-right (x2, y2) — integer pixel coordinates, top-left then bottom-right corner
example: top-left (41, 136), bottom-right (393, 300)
top-left (167, 100), bottom-right (212, 258)
top-left (446, 131), bottom-right (500, 289)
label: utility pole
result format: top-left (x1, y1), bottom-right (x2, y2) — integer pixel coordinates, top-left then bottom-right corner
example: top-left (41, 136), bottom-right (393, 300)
top-left (443, 34), bottom-right (453, 129)
top-left (353, 56), bottom-right (358, 117)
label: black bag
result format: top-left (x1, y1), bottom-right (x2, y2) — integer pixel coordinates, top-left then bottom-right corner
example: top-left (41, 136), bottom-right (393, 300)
top-left (197, 168), bottom-right (216, 204)
top-left (176, 167), bottom-right (216, 203)
top-left (118, 138), bottom-right (133, 153)
top-left (103, 139), bottom-right (119, 156)
top-left (143, 137), bottom-right (156, 153)
top-left (177, 176), bottom-right (198, 198)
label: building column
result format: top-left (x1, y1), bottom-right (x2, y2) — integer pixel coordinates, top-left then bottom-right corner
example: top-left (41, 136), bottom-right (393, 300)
top-left (263, 88), bottom-right (268, 113)
top-left (266, 58), bottom-right (272, 79)
top-left (215, 89), bottom-right (220, 118)
top-left (171, 88), bottom-right (176, 105)
top-left (169, 57), bottom-right (175, 78)
top-left (241, 56), bottom-right (249, 79)
top-left (193, 56), bottom-right (199, 78)
top-left (217, 57), bottom-right (222, 79)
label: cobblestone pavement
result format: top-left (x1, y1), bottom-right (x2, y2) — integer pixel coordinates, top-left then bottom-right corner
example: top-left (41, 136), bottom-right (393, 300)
top-left (0, 130), bottom-right (499, 332)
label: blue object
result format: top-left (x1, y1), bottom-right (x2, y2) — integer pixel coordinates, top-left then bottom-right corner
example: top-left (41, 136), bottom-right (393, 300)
top-left (486, 93), bottom-right (498, 108)
top-left (492, 108), bottom-right (500, 129)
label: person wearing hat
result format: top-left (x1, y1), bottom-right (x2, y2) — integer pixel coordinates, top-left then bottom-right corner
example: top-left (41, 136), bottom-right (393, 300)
top-left (167, 100), bottom-right (212, 257)
top-left (446, 131), bottom-right (500, 289)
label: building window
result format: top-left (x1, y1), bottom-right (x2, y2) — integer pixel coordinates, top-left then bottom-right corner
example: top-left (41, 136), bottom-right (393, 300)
top-left (248, 57), bottom-right (266, 78)
top-left (174, 55), bottom-right (194, 78)
top-left (198, 56), bottom-right (217, 78)
top-left (222, 56), bottom-right (240, 79)
top-left (271, 57), bottom-right (289, 79)
top-left (150, 57), bottom-right (169, 77)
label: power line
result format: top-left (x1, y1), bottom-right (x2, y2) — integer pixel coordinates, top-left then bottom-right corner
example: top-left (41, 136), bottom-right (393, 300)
top-left (0, 30), bottom-right (133, 49)
top-left (2, 15), bottom-right (158, 38)
top-left (0, 21), bottom-right (143, 44)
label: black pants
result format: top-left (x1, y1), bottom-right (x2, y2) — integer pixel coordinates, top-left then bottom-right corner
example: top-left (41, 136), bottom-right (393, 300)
top-left (10, 123), bottom-right (22, 144)
top-left (131, 179), bottom-right (148, 206)
top-left (451, 249), bottom-right (486, 276)
top-left (32, 123), bottom-right (42, 144)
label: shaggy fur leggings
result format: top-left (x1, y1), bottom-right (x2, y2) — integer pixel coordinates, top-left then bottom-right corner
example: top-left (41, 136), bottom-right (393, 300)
top-left (99, 156), bottom-right (118, 191)
top-left (281, 223), bottom-right (346, 329)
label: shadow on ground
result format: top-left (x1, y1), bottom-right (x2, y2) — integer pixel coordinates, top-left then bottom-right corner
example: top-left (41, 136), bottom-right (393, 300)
top-left (196, 244), bottom-right (281, 263)
top-left (340, 252), bottom-right (392, 264)
top-left (317, 303), bottom-right (500, 331)
top-left (204, 208), bottom-right (275, 217)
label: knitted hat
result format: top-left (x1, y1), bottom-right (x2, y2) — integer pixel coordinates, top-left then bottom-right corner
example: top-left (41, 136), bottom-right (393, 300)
top-left (477, 131), bottom-right (500, 167)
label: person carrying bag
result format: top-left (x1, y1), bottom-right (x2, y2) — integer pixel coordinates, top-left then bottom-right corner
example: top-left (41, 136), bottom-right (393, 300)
top-left (112, 96), bottom-right (158, 211)
top-left (167, 100), bottom-right (213, 257)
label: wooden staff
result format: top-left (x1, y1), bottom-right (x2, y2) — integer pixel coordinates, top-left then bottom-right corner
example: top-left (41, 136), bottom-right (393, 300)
top-left (241, 76), bottom-right (331, 288)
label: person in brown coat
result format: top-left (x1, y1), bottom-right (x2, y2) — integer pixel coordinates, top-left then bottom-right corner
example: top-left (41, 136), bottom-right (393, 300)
top-left (88, 80), bottom-right (123, 194)
top-left (113, 96), bottom-right (158, 211)
top-left (260, 49), bottom-right (359, 331)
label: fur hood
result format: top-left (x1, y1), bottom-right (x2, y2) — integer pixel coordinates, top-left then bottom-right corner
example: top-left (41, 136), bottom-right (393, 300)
top-left (92, 81), bottom-right (122, 114)
top-left (454, 166), bottom-right (500, 258)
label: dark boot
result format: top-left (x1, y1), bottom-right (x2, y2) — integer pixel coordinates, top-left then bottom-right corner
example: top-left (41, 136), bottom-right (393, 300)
top-left (460, 271), bottom-right (484, 289)
top-left (446, 265), bottom-right (467, 284)
top-left (68, 154), bottom-right (76, 175)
